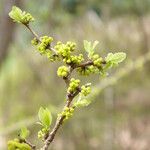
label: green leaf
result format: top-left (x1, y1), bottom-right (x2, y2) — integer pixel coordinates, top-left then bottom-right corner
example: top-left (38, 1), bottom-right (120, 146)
top-left (38, 107), bottom-right (52, 128)
top-left (9, 6), bottom-right (23, 23)
top-left (20, 127), bottom-right (30, 139)
top-left (9, 6), bottom-right (34, 24)
top-left (83, 40), bottom-right (92, 53)
top-left (105, 52), bottom-right (126, 66)
top-left (92, 40), bottom-right (99, 50)
top-left (83, 40), bottom-right (99, 55)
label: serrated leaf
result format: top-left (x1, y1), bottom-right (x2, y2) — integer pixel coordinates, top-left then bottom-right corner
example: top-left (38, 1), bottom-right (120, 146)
top-left (83, 40), bottom-right (99, 55)
top-left (105, 52), bottom-right (126, 65)
top-left (83, 40), bottom-right (92, 53)
top-left (20, 127), bottom-right (30, 139)
top-left (38, 107), bottom-right (52, 128)
top-left (92, 40), bottom-right (99, 50)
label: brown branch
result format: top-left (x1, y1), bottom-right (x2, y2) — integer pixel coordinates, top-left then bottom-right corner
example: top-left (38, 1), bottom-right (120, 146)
top-left (76, 60), bottom-right (93, 68)
top-left (42, 64), bottom-right (81, 150)
top-left (75, 60), bottom-right (106, 68)
top-left (42, 89), bottom-right (80, 150)
top-left (41, 59), bottom-right (107, 150)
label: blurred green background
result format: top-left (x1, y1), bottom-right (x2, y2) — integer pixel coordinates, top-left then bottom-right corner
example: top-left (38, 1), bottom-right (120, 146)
top-left (0, 0), bottom-right (150, 149)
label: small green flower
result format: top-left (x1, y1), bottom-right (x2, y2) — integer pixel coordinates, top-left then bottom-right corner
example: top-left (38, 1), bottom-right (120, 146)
top-left (59, 107), bottom-right (75, 122)
top-left (31, 38), bottom-right (39, 46)
top-left (57, 66), bottom-right (69, 77)
top-left (90, 54), bottom-right (103, 67)
top-left (64, 54), bottom-right (84, 65)
top-left (36, 36), bottom-right (53, 54)
top-left (81, 85), bottom-right (91, 96)
top-left (55, 41), bottom-right (76, 58)
top-left (38, 127), bottom-right (49, 139)
top-left (67, 78), bottom-right (80, 93)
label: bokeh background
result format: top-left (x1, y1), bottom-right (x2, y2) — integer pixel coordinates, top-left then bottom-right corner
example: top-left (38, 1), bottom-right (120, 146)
top-left (0, 0), bottom-right (150, 149)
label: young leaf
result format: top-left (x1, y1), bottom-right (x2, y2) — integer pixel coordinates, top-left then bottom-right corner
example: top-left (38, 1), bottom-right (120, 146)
top-left (20, 127), bottom-right (30, 139)
top-left (105, 52), bottom-right (126, 66)
top-left (9, 6), bottom-right (34, 24)
top-left (9, 6), bottom-right (23, 23)
top-left (83, 40), bottom-right (92, 53)
top-left (83, 40), bottom-right (99, 56)
top-left (38, 107), bottom-right (52, 128)
top-left (92, 40), bottom-right (99, 50)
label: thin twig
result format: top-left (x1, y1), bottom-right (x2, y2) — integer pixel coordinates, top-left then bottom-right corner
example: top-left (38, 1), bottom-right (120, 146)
top-left (42, 89), bottom-right (80, 150)
top-left (24, 24), bottom-right (57, 54)
top-left (75, 60), bottom-right (106, 68)
top-left (24, 140), bottom-right (36, 150)
top-left (42, 64), bottom-right (82, 150)
top-left (24, 24), bottom-right (40, 42)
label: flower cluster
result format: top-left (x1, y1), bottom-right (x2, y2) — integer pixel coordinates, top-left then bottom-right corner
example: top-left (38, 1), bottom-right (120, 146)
top-left (54, 41), bottom-right (76, 57)
top-left (54, 41), bottom-right (84, 65)
top-left (63, 54), bottom-right (84, 65)
top-left (38, 36), bottom-right (53, 54)
top-left (91, 54), bottom-right (103, 67)
top-left (58, 107), bottom-right (74, 121)
top-left (38, 128), bottom-right (48, 139)
top-left (57, 66), bottom-right (69, 77)
top-left (76, 54), bottom-right (104, 76)
top-left (67, 78), bottom-right (80, 93)
top-left (21, 12), bottom-right (34, 24)
top-left (8, 139), bottom-right (31, 150)
top-left (80, 85), bottom-right (91, 96)
top-left (31, 37), bottom-right (39, 46)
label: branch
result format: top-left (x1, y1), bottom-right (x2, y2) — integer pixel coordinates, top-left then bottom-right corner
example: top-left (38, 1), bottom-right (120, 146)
top-left (42, 64), bottom-right (81, 150)
top-left (24, 140), bottom-right (36, 150)
top-left (24, 24), bottom-right (57, 54)
top-left (25, 24), bottom-right (40, 42)
top-left (75, 60), bottom-right (106, 68)
top-left (42, 89), bottom-right (80, 150)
